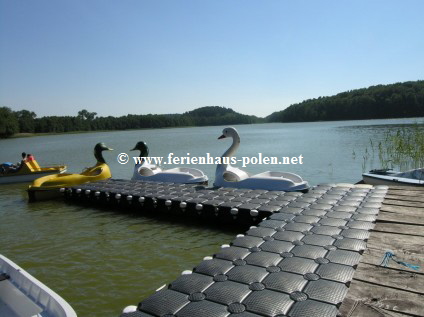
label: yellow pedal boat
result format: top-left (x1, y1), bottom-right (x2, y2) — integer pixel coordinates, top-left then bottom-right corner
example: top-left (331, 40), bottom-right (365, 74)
top-left (28, 143), bottom-right (113, 201)
top-left (0, 159), bottom-right (66, 184)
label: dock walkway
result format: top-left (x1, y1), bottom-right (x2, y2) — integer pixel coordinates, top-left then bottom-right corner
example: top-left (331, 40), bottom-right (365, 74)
top-left (64, 179), bottom-right (404, 317)
top-left (339, 185), bottom-right (424, 317)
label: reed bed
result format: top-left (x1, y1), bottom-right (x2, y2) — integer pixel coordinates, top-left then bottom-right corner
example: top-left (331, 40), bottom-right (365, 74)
top-left (362, 124), bottom-right (424, 172)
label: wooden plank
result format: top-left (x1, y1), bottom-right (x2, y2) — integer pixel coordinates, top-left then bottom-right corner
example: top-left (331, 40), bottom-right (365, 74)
top-left (385, 194), bottom-right (424, 203)
top-left (363, 230), bottom-right (424, 273)
top-left (377, 211), bottom-right (424, 226)
top-left (385, 191), bottom-right (423, 198)
top-left (373, 222), bottom-right (424, 237)
top-left (383, 199), bottom-right (424, 208)
top-left (353, 263), bottom-right (424, 294)
top-left (366, 231), bottom-right (424, 255)
top-left (361, 247), bottom-right (424, 274)
top-left (340, 189), bottom-right (424, 316)
top-left (340, 298), bottom-right (413, 316)
top-left (339, 297), bottom-right (413, 317)
top-left (380, 205), bottom-right (424, 217)
top-left (339, 280), bottom-right (424, 316)
top-left (362, 229), bottom-right (424, 272)
top-left (386, 190), bottom-right (424, 198)
top-left (388, 185), bottom-right (424, 191)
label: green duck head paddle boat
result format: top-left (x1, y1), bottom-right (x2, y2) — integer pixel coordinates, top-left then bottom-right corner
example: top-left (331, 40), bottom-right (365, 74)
top-left (28, 142), bottom-right (113, 201)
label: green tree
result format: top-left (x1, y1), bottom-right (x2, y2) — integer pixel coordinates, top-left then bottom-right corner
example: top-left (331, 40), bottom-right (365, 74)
top-left (15, 109), bottom-right (37, 133)
top-left (0, 107), bottom-right (19, 138)
top-left (77, 109), bottom-right (97, 121)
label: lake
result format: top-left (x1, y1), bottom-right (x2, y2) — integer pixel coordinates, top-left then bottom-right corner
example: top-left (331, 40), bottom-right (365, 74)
top-left (0, 118), bottom-right (422, 316)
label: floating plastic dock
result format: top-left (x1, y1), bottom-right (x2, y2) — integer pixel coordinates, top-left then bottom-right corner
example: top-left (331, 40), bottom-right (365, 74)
top-left (63, 179), bottom-right (388, 317)
top-left (64, 179), bottom-right (307, 225)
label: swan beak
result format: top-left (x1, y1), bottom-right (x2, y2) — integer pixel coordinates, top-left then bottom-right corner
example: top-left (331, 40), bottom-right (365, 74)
top-left (218, 134), bottom-right (226, 139)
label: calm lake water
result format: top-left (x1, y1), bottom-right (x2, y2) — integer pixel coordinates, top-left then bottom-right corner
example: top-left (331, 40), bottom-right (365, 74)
top-left (0, 118), bottom-right (423, 316)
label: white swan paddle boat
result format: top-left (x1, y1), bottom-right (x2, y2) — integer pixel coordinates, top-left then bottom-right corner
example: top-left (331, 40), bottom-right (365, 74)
top-left (0, 254), bottom-right (77, 317)
top-left (131, 141), bottom-right (208, 185)
top-left (213, 127), bottom-right (309, 192)
top-left (363, 168), bottom-right (424, 186)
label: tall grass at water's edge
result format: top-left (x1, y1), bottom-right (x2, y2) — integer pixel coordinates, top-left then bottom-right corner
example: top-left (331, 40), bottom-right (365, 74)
top-left (361, 124), bottom-right (424, 172)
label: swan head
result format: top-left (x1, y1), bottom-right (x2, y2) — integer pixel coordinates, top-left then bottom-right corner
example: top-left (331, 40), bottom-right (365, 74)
top-left (131, 141), bottom-right (149, 157)
top-left (218, 127), bottom-right (239, 140)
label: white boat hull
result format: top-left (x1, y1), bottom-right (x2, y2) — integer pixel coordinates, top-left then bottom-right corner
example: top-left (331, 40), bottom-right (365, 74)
top-left (0, 254), bottom-right (77, 317)
top-left (363, 173), bottom-right (424, 186)
top-left (214, 177), bottom-right (310, 192)
top-left (0, 169), bottom-right (67, 184)
top-left (214, 166), bottom-right (309, 192)
top-left (132, 165), bottom-right (208, 185)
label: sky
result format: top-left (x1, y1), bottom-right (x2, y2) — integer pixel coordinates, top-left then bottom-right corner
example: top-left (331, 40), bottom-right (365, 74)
top-left (1, 0), bottom-right (423, 118)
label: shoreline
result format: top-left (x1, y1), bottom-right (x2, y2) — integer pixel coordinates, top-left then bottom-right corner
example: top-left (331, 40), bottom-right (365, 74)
top-left (7, 124), bottom-right (260, 139)
top-left (10, 130), bottom-right (113, 139)
top-left (8, 126), bottom-right (199, 139)
top-left (4, 116), bottom-right (424, 140)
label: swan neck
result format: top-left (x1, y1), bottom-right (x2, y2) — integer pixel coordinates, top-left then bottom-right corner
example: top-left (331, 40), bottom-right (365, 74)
top-left (222, 133), bottom-right (239, 159)
top-left (215, 131), bottom-right (240, 184)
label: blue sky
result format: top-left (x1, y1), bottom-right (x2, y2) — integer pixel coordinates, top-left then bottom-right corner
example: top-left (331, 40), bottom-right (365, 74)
top-left (1, 0), bottom-right (423, 118)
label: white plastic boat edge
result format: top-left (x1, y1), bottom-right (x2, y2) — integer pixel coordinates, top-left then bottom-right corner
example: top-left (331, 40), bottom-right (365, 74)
top-left (0, 254), bottom-right (77, 317)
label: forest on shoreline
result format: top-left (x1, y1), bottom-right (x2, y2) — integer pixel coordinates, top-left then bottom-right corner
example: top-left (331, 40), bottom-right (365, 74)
top-left (0, 106), bottom-right (263, 138)
top-left (1, 80), bottom-right (423, 138)
top-left (267, 80), bottom-right (424, 122)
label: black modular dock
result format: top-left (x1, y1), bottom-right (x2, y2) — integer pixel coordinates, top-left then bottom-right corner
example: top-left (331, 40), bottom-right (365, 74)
top-left (63, 179), bottom-right (388, 317)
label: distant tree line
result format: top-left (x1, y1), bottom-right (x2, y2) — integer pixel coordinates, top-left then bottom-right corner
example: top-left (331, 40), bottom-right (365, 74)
top-left (2, 80), bottom-right (423, 138)
top-left (267, 80), bottom-right (424, 122)
top-left (0, 106), bottom-right (262, 138)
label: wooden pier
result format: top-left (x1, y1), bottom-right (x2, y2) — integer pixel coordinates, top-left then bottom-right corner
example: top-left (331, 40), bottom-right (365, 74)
top-left (339, 185), bottom-right (424, 317)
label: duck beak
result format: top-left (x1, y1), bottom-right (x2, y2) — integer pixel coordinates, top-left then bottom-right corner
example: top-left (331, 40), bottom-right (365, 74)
top-left (130, 147), bottom-right (137, 151)
top-left (106, 147), bottom-right (113, 151)
top-left (218, 134), bottom-right (226, 139)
